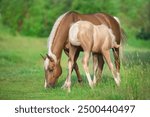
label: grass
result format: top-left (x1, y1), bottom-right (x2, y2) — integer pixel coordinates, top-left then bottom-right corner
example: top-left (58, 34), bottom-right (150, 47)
top-left (0, 33), bottom-right (150, 100)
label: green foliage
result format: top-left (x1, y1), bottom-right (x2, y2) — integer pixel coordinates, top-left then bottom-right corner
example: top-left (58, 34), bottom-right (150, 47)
top-left (0, 0), bottom-right (149, 39)
top-left (0, 0), bottom-right (68, 36)
top-left (136, 2), bottom-right (150, 40)
top-left (71, 0), bottom-right (120, 15)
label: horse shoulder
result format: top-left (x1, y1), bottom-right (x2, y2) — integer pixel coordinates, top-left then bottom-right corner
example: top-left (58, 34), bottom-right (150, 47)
top-left (69, 23), bottom-right (81, 46)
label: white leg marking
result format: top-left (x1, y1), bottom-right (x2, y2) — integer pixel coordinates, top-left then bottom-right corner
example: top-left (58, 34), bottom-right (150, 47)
top-left (85, 72), bottom-right (93, 88)
top-left (116, 72), bottom-right (121, 86)
top-left (93, 75), bottom-right (97, 85)
top-left (44, 79), bottom-right (47, 88)
top-left (62, 60), bottom-right (72, 92)
top-left (82, 52), bottom-right (93, 88)
top-left (112, 71), bottom-right (121, 86)
top-left (93, 54), bottom-right (98, 85)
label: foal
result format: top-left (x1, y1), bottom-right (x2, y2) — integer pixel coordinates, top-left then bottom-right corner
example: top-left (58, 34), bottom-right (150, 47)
top-left (62, 21), bottom-right (121, 92)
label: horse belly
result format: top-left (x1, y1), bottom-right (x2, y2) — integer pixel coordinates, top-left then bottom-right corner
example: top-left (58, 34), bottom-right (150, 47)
top-left (92, 42), bottom-right (102, 53)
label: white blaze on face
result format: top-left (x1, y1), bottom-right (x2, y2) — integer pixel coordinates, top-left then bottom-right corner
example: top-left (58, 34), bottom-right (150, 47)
top-left (44, 58), bottom-right (49, 70)
top-left (44, 58), bottom-right (49, 88)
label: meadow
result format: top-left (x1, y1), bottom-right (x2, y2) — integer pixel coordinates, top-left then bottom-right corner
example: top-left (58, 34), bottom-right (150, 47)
top-left (0, 33), bottom-right (150, 100)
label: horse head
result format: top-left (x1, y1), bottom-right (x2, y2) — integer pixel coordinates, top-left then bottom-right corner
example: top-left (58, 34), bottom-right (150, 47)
top-left (41, 54), bottom-right (62, 88)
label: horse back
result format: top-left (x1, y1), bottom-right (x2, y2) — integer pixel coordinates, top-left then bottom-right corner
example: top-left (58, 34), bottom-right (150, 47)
top-left (69, 11), bottom-right (121, 44)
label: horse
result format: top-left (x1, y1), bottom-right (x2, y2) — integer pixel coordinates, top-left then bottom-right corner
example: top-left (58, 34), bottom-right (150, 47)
top-left (42, 11), bottom-right (124, 88)
top-left (62, 21), bottom-right (121, 92)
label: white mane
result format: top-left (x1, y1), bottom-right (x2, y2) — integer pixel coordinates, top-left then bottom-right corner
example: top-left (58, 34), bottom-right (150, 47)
top-left (113, 16), bottom-right (120, 25)
top-left (47, 12), bottom-right (68, 63)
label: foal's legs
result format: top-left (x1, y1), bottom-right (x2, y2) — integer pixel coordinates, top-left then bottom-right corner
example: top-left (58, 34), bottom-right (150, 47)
top-left (102, 50), bottom-right (121, 86)
top-left (97, 54), bottom-right (104, 83)
top-left (64, 49), bottom-right (82, 82)
top-left (74, 51), bottom-right (82, 82)
top-left (82, 51), bottom-right (93, 88)
top-left (92, 53), bottom-right (99, 85)
top-left (92, 54), bottom-right (104, 85)
top-left (62, 45), bottom-right (77, 92)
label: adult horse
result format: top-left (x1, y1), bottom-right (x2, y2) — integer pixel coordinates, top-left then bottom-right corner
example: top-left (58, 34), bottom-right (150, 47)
top-left (43, 11), bottom-right (124, 88)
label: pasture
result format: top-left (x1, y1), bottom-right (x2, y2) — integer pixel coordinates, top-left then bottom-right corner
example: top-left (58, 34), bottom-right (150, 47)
top-left (0, 33), bottom-right (150, 100)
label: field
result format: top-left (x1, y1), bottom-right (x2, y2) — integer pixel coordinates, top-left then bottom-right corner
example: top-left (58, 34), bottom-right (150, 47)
top-left (0, 33), bottom-right (150, 100)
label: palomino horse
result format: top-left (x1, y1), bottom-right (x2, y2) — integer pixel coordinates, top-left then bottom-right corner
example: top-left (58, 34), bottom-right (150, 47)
top-left (42, 11), bottom-right (124, 88)
top-left (62, 21), bottom-right (120, 92)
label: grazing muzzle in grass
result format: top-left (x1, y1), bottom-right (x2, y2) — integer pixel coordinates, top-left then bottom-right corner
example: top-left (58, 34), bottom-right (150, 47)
top-left (42, 54), bottom-right (62, 88)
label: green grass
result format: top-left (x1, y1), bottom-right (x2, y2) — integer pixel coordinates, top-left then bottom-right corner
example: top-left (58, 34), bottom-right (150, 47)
top-left (0, 34), bottom-right (150, 100)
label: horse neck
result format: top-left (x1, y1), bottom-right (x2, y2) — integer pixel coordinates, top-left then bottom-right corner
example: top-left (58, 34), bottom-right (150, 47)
top-left (51, 33), bottom-right (67, 64)
top-left (50, 13), bottom-right (73, 65)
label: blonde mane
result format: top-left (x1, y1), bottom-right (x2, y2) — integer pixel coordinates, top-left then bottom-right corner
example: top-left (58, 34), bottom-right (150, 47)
top-left (113, 16), bottom-right (120, 25)
top-left (48, 12), bottom-right (68, 63)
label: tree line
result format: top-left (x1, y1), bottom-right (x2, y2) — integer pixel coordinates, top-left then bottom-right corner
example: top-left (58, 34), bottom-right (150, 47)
top-left (0, 0), bottom-right (149, 39)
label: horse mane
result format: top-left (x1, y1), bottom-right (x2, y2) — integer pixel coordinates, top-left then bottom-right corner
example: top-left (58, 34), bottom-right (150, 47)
top-left (113, 16), bottom-right (120, 25)
top-left (48, 12), bottom-right (69, 63)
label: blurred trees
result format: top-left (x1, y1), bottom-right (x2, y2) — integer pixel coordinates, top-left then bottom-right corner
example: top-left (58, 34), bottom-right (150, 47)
top-left (0, 0), bottom-right (149, 39)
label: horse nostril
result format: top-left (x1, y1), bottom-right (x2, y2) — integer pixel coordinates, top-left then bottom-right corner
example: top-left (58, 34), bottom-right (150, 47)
top-left (44, 83), bottom-right (55, 88)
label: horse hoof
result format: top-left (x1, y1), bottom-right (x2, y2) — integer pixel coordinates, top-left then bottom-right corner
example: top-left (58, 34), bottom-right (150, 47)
top-left (61, 84), bottom-right (67, 89)
top-left (115, 79), bottom-right (121, 86)
top-left (89, 82), bottom-right (94, 89)
top-left (68, 88), bottom-right (71, 93)
top-left (93, 80), bottom-right (97, 86)
top-left (61, 84), bottom-right (71, 92)
top-left (78, 79), bottom-right (82, 83)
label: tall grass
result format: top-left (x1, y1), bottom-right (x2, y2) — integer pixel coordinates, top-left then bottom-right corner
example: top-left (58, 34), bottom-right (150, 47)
top-left (0, 34), bottom-right (150, 99)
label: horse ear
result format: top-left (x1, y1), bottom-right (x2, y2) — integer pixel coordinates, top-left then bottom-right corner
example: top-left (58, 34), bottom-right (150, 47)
top-left (40, 54), bottom-right (46, 60)
top-left (46, 54), bottom-right (54, 62)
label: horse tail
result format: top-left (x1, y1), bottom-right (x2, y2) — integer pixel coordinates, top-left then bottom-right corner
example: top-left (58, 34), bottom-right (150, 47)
top-left (119, 27), bottom-right (127, 60)
top-left (113, 16), bottom-right (127, 59)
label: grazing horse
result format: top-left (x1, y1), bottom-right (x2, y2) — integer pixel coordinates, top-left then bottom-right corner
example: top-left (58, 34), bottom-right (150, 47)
top-left (42, 11), bottom-right (124, 88)
top-left (62, 21), bottom-right (120, 92)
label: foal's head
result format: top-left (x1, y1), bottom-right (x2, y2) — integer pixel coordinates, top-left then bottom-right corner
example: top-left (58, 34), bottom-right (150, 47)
top-left (42, 54), bottom-right (62, 88)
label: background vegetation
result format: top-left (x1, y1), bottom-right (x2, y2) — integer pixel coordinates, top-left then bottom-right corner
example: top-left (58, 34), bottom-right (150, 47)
top-left (0, 0), bottom-right (149, 99)
top-left (0, 0), bottom-right (149, 38)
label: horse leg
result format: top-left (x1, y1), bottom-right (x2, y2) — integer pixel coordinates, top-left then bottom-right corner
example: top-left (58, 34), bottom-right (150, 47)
top-left (82, 51), bottom-right (93, 88)
top-left (74, 51), bottom-right (82, 82)
top-left (92, 53), bottom-right (99, 85)
top-left (97, 54), bottom-right (104, 82)
top-left (102, 50), bottom-right (121, 86)
top-left (62, 45), bottom-right (77, 92)
top-left (64, 49), bottom-right (82, 83)
top-left (112, 48), bottom-right (121, 84)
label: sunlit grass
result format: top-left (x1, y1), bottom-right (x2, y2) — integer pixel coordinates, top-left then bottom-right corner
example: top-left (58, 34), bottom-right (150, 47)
top-left (0, 34), bottom-right (150, 100)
